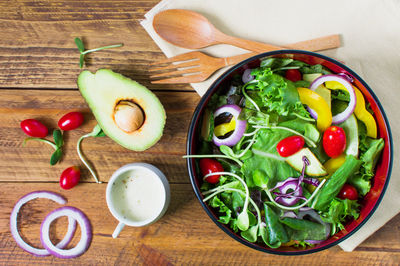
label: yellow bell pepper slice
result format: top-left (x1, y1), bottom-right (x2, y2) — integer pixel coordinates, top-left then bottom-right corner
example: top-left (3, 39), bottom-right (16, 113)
top-left (297, 87), bottom-right (332, 132)
top-left (324, 154), bottom-right (346, 174)
top-left (325, 81), bottom-right (377, 138)
top-left (214, 117), bottom-right (236, 137)
top-left (354, 88), bottom-right (377, 138)
top-left (308, 154), bottom-right (346, 192)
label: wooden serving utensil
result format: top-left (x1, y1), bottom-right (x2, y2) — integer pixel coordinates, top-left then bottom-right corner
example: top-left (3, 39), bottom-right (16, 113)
top-left (150, 51), bottom-right (258, 84)
top-left (153, 9), bottom-right (340, 53)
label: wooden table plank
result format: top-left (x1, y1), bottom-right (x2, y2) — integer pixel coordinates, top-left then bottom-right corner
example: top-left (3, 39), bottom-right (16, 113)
top-left (0, 89), bottom-right (199, 182)
top-left (0, 0), bottom-right (189, 91)
top-left (1, 183), bottom-right (399, 265)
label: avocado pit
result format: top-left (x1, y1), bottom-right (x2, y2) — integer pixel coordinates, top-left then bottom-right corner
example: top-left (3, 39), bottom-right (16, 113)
top-left (114, 100), bottom-right (145, 133)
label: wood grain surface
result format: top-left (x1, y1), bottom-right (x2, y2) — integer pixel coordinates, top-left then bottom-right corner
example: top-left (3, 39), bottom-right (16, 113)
top-left (0, 0), bottom-right (399, 265)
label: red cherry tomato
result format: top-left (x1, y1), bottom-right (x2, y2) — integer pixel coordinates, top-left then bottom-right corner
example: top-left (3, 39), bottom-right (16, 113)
top-left (58, 112), bottom-right (84, 131)
top-left (60, 166), bottom-right (81, 190)
top-left (20, 119), bottom-right (48, 138)
top-left (323, 126), bottom-right (347, 158)
top-left (338, 184), bottom-right (358, 200)
top-left (285, 69), bottom-right (302, 82)
top-left (199, 158), bottom-right (224, 184)
top-left (276, 136), bottom-right (305, 157)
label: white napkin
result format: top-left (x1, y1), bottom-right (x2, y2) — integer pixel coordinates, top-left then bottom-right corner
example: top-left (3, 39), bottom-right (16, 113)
top-left (141, 0), bottom-right (400, 251)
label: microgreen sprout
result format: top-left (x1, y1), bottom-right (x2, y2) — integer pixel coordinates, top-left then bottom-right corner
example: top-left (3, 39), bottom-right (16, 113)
top-left (74, 37), bottom-right (123, 68)
top-left (77, 124), bottom-right (106, 183)
top-left (23, 129), bottom-right (64, 165)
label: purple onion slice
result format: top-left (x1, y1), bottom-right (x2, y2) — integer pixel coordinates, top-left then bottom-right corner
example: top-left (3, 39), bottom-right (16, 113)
top-left (10, 191), bottom-right (77, 257)
top-left (40, 206), bottom-right (92, 259)
top-left (308, 74), bottom-right (356, 124)
top-left (212, 104), bottom-right (247, 147)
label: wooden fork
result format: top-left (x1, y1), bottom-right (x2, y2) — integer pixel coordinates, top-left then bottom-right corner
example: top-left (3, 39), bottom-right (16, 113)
top-left (149, 34), bottom-right (341, 84)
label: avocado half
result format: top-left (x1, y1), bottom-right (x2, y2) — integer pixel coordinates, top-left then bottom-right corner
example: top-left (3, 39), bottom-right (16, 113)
top-left (77, 69), bottom-right (166, 151)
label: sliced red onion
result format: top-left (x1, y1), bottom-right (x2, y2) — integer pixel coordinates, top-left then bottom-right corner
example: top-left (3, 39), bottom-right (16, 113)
top-left (41, 206), bottom-right (92, 259)
top-left (308, 74), bottom-right (356, 124)
top-left (337, 72), bottom-right (354, 83)
top-left (306, 240), bottom-right (324, 245)
top-left (242, 69), bottom-right (254, 83)
top-left (274, 180), bottom-right (303, 206)
top-left (303, 177), bottom-right (320, 187)
top-left (10, 191), bottom-right (76, 257)
top-left (212, 104), bottom-right (247, 147)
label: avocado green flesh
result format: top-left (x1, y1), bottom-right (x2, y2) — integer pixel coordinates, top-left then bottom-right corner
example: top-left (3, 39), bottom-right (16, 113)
top-left (77, 69), bottom-right (166, 151)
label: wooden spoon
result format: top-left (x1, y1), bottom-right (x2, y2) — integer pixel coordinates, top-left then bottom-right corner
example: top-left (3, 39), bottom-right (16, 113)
top-left (153, 9), bottom-right (340, 53)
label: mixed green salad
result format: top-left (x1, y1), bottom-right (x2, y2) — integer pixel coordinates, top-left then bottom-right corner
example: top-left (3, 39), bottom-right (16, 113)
top-left (188, 57), bottom-right (385, 248)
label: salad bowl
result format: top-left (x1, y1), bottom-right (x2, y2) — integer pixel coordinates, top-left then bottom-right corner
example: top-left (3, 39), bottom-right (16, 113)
top-left (186, 50), bottom-right (392, 255)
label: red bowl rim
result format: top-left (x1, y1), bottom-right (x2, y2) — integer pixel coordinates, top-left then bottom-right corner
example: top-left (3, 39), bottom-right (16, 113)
top-left (186, 50), bottom-right (393, 255)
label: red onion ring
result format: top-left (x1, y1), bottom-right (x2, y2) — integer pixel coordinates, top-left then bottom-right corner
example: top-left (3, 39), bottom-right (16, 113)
top-left (10, 191), bottom-right (77, 256)
top-left (41, 206), bottom-right (92, 259)
top-left (308, 74), bottom-right (356, 124)
top-left (212, 104), bottom-right (247, 147)
top-left (274, 180), bottom-right (303, 206)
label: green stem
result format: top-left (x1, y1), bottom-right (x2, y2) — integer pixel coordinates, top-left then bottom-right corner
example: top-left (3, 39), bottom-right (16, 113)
top-left (203, 187), bottom-right (262, 226)
top-left (242, 82), bottom-right (260, 111)
top-left (23, 137), bottom-right (58, 150)
top-left (252, 125), bottom-right (317, 148)
top-left (77, 134), bottom-right (101, 183)
top-left (232, 129), bottom-right (259, 158)
top-left (293, 113), bottom-right (315, 122)
top-left (81, 44), bottom-right (123, 55)
top-left (183, 154), bottom-right (243, 167)
top-left (203, 171), bottom-right (249, 212)
top-left (263, 179), bottom-right (327, 211)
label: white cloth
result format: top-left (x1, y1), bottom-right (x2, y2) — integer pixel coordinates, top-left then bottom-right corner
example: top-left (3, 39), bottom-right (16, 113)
top-left (141, 0), bottom-right (400, 251)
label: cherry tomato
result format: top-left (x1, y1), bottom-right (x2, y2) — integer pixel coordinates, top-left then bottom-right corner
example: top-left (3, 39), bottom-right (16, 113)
top-left (60, 166), bottom-right (81, 190)
top-left (338, 184), bottom-right (358, 200)
top-left (199, 158), bottom-right (224, 184)
top-left (323, 126), bottom-right (347, 158)
top-left (20, 119), bottom-right (48, 138)
top-left (285, 69), bottom-right (302, 82)
top-left (276, 136), bottom-right (305, 157)
top-left (58, 112), bottom-right (84, 131)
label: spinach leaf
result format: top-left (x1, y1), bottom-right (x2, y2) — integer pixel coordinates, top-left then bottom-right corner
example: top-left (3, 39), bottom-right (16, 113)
top-left (263, 204), bottom-right (289, 248)
top-left (281, 218), bottom-right (327, 241)
top-left (241, 224), bottom-right (259, 242)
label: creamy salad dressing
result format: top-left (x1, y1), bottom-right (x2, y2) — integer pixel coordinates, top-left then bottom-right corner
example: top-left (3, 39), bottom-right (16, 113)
top-left (111, 167), bottom-right (165, 222)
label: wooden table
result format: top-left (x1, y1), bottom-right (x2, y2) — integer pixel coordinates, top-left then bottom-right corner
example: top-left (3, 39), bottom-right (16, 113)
top-left (0, 0), bottom-right (399, 264)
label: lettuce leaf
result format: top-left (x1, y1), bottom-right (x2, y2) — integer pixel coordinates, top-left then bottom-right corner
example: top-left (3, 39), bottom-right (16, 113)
top-left (348, 122), bottom-right (385, 196)
top-left (320, 198), bottom-right (360, 232)
top-left (248, 67), bottom-right (310, 117)
top-left (242, 128), bottom-right (300, 188)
